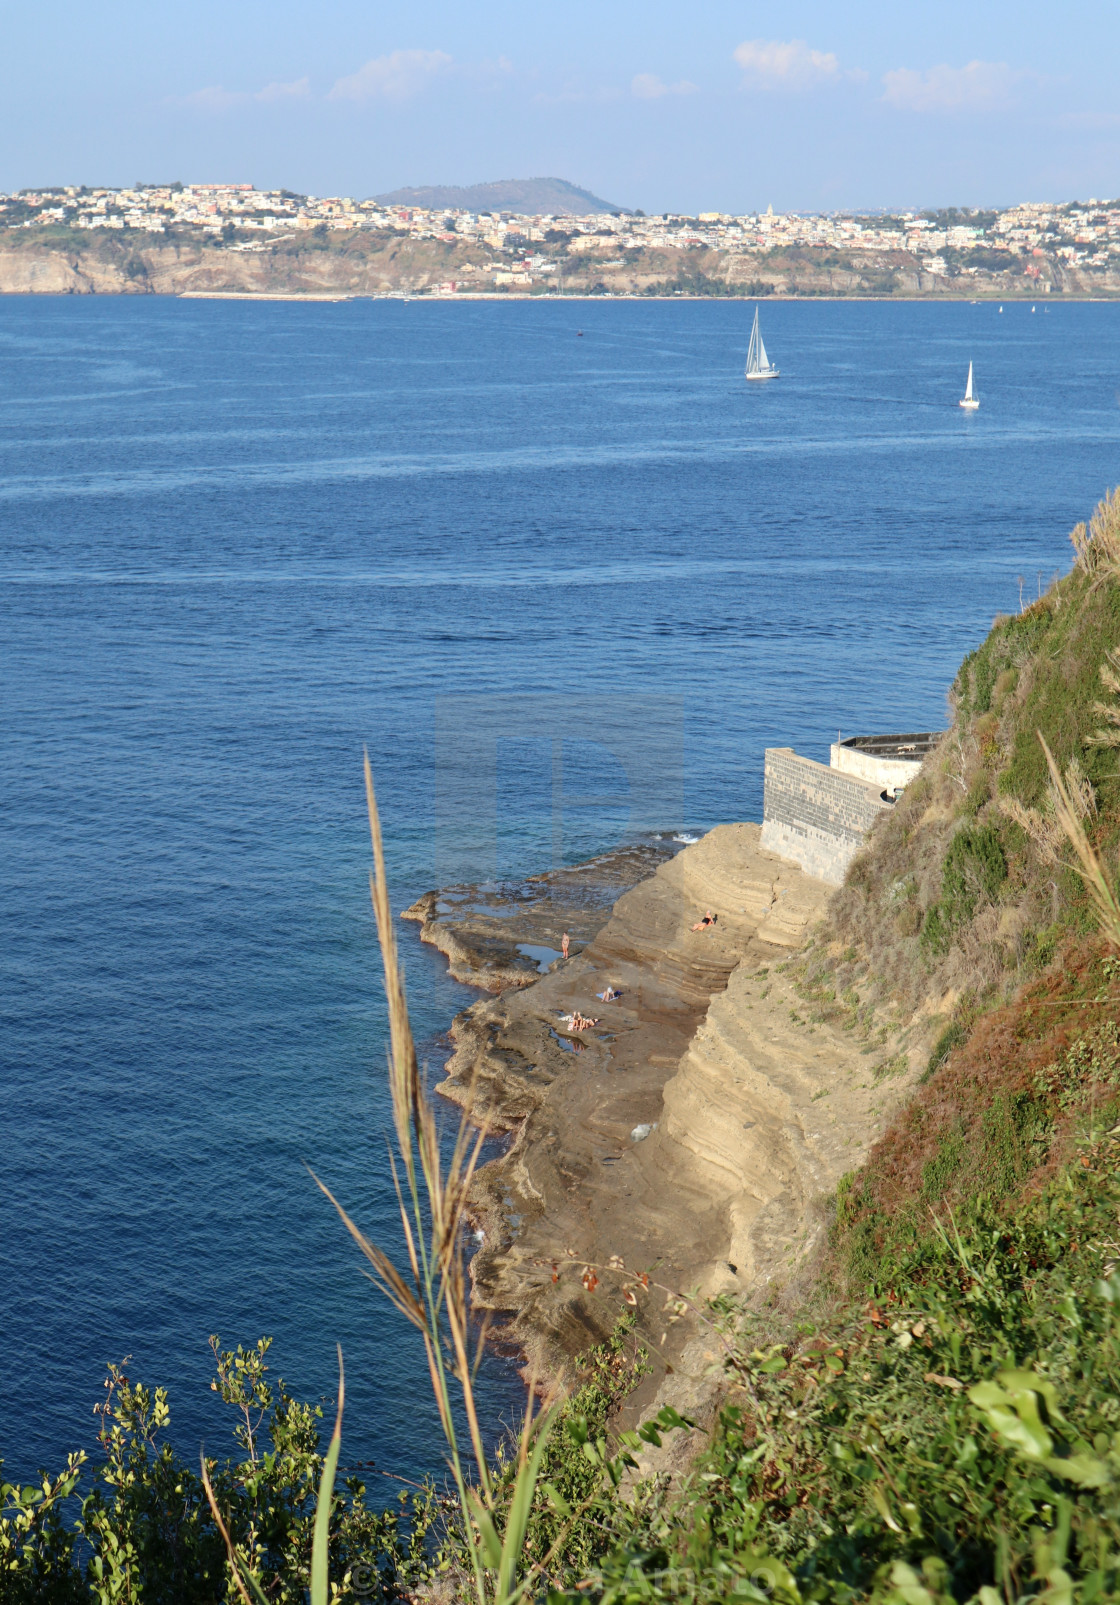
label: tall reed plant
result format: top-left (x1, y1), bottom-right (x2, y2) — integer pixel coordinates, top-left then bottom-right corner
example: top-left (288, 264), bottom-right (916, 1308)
top-left (228, 754), bottom-right (560, 1605)
top-left (203, 755), bottom-right (688, 1603)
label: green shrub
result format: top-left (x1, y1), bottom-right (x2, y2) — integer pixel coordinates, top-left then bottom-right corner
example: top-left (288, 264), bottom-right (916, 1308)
top-left (923, 1018), bottom-right (969, 1079)
top-left (919, 901), bottom-right (952, 958)
top-left (941, 823), bottom-right (1007, 923)
top-left (0, 1340), bottom-right (437, 1604)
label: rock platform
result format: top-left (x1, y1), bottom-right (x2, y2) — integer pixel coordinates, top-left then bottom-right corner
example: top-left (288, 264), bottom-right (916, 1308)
top-left (408, 823), bottom-right (928, 1426)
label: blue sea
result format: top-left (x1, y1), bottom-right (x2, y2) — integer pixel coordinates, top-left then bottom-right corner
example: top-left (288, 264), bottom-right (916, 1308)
top-left (3, 294), bottom-right (1119, 1483)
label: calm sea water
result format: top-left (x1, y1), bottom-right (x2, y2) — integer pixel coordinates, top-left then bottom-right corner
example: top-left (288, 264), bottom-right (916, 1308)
top-left (3, 294), bottom-right (1119, 1482)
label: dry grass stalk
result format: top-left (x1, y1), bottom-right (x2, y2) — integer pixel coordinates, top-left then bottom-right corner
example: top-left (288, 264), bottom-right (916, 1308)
top-left (998, 753), bottom-right (1096, 863)
top-left (308, 753), bottom-right (560, 1605)
top-left (1070, 486), bottom-right (1120, 584)
top-left (1041, 732), bottom-right (1120, 949)
top-left (1088, 645), bottom-right (1120, 750)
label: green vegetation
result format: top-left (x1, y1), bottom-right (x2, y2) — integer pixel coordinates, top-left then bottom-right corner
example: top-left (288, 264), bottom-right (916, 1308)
top-left (920, 822), bottom-right (1008, 957)
top-left (640, 270), bottom-right (745, 297)
top-left (0, 1337), bottom-right (434, 1603)
top-left (566, 1119), bottom-right (1120, 1604)
top-left (789, 490), bottom-right (1120, 1021)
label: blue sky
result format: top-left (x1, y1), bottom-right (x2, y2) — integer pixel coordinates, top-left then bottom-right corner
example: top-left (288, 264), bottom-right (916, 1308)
top-left (4, 0), bottom-right (1117, 211)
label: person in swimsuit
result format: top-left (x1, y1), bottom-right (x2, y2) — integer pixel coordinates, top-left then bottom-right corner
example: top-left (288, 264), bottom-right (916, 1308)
top-left (690, 910), bottom-right (717, 931)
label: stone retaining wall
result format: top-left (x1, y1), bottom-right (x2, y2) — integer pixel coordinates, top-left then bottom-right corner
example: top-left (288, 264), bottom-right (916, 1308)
top-left (759, 747), bottom-right (890, 886)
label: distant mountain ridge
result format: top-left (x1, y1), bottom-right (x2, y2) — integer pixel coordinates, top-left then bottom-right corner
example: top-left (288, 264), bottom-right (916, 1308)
top-left (372, 177), bottom-right (628, 216)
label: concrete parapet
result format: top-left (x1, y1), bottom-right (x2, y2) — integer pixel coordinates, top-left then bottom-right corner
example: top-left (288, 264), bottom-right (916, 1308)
top-left (760, 747), bottom-right (890, 886)
top-left (830, 731), bottom-right (943, 792)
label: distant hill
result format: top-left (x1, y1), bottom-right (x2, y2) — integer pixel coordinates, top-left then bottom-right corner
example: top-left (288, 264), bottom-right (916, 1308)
top-left (372, 177), bottom-right (628, 216)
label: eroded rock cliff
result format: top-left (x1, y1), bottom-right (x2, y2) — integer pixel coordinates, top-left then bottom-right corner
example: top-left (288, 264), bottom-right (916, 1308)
top-left (419, 824), bottom-right (932, 1404)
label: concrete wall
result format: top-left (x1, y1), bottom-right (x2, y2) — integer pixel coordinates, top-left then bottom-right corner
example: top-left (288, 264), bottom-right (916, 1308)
top-left (760, 747), bottom-right (890, 886)
top-left (830, 743), bottom-right (924, 791)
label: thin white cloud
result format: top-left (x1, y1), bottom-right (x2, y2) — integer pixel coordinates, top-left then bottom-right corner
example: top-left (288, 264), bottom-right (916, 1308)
top-left (631, 73), bottom-right (698, 100)
top-left (733, 39), bottom-right (841, 89)
top-left (329, 49), bottom-right (453, 102)
top-left (881, 60), bottom-right (1022, 113)
top-left (180, 86), bottom-right (245, 111)
top-left (177, 78), bottom-right (311, 110)
top-left (255, 78), bottom-right (310, 103)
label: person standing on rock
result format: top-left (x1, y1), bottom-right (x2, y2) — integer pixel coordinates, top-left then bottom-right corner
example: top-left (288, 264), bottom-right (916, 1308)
top-left (561, 932), bottom-right (570, 959)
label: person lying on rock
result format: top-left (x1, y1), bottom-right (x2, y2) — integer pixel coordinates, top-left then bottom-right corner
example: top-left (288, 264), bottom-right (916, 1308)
top-left (596, 986), bottom-right (621, 1001)
top-left (564, 1011), bottom-right (600, 1032)
top-left (691, 909), bottom-right (717, 931)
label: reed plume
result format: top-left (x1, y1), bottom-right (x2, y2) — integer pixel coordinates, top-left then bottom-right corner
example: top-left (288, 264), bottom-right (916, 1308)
top-left (1041, 732), bottom-right (1120, 949)
top-left (1069, 486), bottom-right (1120, 585)
top-left (312, 753), bottom-right (557, 1605)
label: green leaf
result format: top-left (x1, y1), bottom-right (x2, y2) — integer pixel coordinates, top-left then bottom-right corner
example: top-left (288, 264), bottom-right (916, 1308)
top-left (871, 1483), bottom-right (902, 1533)
top-left (996, 1369), bottom-right (1066, 1424)
top-left (760, 1357), bottom-right (787, 1374)
top-left (310, 1349), bottom-right (344, 1605)
top-left (542, 1481), bottom-right (572, 1519)
top-left (498, 1407), bottom-right (558, 1604)
top-left (566, 1415), bottom-right (589, 1446)
top-left (968, 1379), bottom-right (1053, 1460)
top-left (466, 1493), bottom-right (503, 1572)
top-left (1034, 1565), bottom-right (1074, 1605)
top-left (883, 1560), bottom-right (939, 1605)
top-left (656, 1405), bottom-right (695, 1430)
top-left (1043, 1453), bottom-right (1112, 1488)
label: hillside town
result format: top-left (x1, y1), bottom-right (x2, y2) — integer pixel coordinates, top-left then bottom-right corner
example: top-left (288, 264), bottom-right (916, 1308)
top-left (2, 181), bottom-right (1120, 297)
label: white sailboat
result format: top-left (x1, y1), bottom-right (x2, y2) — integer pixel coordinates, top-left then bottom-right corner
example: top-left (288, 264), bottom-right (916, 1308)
top-left (959, 361), bottom-right (979, 410)
top-left (744, 306), bottom-right (779, 380)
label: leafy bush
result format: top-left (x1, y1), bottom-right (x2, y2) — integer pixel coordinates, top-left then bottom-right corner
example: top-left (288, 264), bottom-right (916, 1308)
top-left (0, 1338), bottom-right (437, 1603)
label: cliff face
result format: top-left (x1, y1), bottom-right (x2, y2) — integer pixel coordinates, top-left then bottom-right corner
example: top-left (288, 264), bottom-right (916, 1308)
top-left (0, 234), bottom-right (486, 296)
top-left (3, 229), bottom-right (1119, 298)
top-left (428, 824), bottom-right (929, 1397)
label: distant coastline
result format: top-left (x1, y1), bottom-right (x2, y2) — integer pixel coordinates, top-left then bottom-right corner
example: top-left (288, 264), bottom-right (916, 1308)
top-left (4, 234), bottom-right (1119, 301)
top-left (3, 184), bottom-right (1120, 299)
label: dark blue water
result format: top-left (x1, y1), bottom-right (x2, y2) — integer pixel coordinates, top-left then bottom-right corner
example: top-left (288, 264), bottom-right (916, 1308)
top-left (3, 295), bottom-right (1118, 1482)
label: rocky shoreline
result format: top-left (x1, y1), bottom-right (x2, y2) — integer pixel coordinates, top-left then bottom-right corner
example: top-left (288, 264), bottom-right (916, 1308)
top-left (406, 823), bottom-right (936, 1430)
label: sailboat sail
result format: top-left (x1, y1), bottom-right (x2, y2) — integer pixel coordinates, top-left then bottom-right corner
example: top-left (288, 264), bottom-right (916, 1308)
top-left (744, 307), bottom-right (779, 380)
top-left (959, 360), bottom-right (979, 410)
